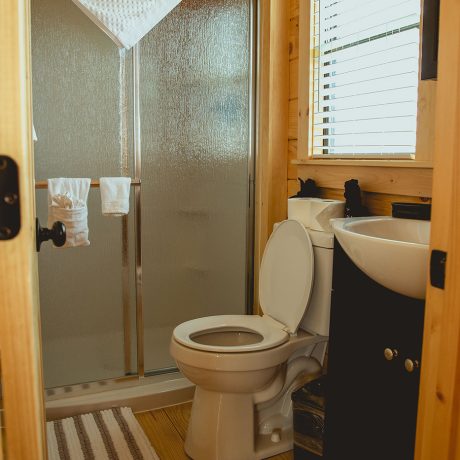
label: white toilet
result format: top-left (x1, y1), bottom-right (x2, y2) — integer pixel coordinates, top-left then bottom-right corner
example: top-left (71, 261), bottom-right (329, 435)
top-left (170, 218), bottom-right (335, 460)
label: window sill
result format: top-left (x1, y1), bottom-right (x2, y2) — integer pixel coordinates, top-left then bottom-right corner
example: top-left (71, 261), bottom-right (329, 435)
top-left (292, 158), bottom-right (433, 169)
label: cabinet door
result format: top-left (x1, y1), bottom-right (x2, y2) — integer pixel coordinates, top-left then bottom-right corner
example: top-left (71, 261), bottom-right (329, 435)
top-left (386, 298), bottom-right (424, 460)
top-left (324, 241), bottom-right (424, 460)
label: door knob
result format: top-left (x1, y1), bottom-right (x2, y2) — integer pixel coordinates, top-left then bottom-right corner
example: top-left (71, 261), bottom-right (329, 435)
top-left (36, 218), bottom-right (66, 252)
top-left (384, 348), bottom-right (399, 361)
top-left (404, 359), bottom-right (419, 373)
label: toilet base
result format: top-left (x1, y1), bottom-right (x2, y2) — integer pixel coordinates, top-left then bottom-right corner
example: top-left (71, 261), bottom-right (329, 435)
top-left (184, 387), bottom-right (294, 460)
top-left (185, 387), bottom-right (255, 460)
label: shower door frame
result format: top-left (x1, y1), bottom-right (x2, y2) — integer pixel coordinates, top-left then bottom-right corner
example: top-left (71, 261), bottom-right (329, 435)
top-left (132, 43), bottom-right (144, 378)
top-left (41, 0), bottom-right (258, 394)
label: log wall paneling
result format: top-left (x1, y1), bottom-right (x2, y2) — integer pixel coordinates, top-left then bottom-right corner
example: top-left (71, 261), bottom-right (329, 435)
top-left (253, 0), bottom-right (290, 314)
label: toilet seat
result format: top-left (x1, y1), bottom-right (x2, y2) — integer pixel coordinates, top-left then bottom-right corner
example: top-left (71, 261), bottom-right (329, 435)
top-left (259, 220), bottom-right (314, 333)
top-left (172, 220), bottom-right (314, 353)
top-left (173, 315), bottom-right (289, 353)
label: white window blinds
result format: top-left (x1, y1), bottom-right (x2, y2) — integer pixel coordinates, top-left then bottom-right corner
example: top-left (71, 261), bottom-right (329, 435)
top-left (311, 0), bottom-right (421, 156)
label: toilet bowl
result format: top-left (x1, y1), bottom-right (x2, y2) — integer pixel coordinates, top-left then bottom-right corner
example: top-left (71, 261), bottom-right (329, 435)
top-left (170, 219), bottom-right (335, 460)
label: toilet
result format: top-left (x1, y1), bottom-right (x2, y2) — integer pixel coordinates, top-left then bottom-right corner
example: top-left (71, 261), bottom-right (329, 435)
top-left (170, 218), bottom-right (335, 460)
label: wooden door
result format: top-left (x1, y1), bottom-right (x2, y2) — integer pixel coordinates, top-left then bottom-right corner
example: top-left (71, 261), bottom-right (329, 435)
top-left (0, 1), bottom-right (47, 459)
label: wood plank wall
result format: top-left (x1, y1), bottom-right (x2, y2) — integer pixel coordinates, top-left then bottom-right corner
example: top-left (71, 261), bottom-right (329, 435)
top-left (287, 0), bottom-right (432, 215)
top-left (253, 1), bottom-right (290, 315)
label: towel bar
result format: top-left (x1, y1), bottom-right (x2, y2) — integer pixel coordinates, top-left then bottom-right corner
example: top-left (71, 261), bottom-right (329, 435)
top-left (35, 179), bottom-right (141, 189)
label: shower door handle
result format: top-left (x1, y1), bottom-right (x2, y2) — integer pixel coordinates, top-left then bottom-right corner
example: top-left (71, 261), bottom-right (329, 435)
top-left (36, 218), bottom-right (66, 252)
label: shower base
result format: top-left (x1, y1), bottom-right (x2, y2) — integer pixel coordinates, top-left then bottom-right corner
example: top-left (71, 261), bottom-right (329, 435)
top-left (45, 372), bottom-right (194, 421)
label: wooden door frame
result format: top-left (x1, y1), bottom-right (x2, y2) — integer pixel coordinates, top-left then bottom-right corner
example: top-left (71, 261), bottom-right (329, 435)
top-left (415, 0), bottom-right (460, 458)
top-left (0, 0), bottom-right (47, 458)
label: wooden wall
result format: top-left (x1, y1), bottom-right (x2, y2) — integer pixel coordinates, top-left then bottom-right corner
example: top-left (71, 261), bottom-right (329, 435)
top-left (287, 0), bottom-right (433, 215)
top-left (253, 0), bottom-right (290, 314)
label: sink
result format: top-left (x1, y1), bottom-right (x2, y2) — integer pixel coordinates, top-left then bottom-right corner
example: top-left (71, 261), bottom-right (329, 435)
top-left (330, 217), bottom-right (430, 299)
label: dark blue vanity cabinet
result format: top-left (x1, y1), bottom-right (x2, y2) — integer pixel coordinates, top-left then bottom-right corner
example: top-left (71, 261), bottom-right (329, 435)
top-left (324, 240), bottom-right (425, 460)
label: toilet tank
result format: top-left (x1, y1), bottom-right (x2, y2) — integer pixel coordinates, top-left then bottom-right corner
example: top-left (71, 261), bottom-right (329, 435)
top-left (300, 229), bottom-right (334, 337)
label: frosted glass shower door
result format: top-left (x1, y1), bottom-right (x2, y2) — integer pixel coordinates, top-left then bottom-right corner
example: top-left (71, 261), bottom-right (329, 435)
top-left (32, 0), bottom-right (137, 389)
top-left (140, 0), bottom-right (253, 372)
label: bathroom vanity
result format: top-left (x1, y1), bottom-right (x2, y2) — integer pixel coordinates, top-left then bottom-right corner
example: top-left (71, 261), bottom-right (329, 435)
top-left (324, 240), bottom-right (425, 460)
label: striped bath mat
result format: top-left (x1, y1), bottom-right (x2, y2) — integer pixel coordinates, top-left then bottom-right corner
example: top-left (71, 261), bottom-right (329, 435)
top-left (47, 407), bottom-right (159, 460)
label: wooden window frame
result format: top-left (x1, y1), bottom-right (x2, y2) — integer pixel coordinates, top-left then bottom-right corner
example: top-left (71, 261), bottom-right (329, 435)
top-left (291, 0), bottom-right (436, 197)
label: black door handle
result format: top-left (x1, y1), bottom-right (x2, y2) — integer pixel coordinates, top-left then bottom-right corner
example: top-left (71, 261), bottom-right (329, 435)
top-left (430, 249), bottom-right (447, 289)
top-left (36, 218), bottom-right (66, 252)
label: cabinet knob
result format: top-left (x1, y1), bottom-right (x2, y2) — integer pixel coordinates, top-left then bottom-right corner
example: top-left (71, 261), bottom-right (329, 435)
top-left (384, 348), bottom-right (399, 361)
top-left (404, 359), bottom-right (419, 373)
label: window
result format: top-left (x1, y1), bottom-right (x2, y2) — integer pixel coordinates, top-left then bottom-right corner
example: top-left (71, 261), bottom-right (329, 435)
top-left (310, 0), bottom-right (421, 157)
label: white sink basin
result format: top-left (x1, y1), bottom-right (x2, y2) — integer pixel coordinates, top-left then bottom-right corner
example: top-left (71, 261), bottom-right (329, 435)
top-left (331, 217), bottom-right (430, 299)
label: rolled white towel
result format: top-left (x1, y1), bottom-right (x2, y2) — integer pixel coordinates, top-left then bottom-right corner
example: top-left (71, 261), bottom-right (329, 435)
top-left (48, 178), bottom-right (91, 248)
top-left (99, 177), bottom-right (131, 216)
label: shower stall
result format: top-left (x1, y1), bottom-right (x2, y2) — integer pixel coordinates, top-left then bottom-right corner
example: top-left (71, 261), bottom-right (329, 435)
top-left (32, 0), bottom-right (256, 396)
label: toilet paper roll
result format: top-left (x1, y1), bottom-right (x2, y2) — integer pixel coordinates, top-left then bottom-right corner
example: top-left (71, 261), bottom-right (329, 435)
top-left (288, 198), bottom-right (345, 232)
top-left (288, 198), bottom-right (309, 227)
top-left (312, 201), bottom-right (345, 232)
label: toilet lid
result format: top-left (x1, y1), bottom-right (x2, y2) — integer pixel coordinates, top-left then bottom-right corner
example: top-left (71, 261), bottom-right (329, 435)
top-left (259, 220), bottom-right (314, 334)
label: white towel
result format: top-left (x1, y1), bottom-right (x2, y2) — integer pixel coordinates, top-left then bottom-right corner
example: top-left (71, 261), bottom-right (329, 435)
top-left (71, 0), bottom-right (182, 49)
top-left (100, 177), bottom-right (131, 216)
top-left (48, 178), bottom-right (91, 248)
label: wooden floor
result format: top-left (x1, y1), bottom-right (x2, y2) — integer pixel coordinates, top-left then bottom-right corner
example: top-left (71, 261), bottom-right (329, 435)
top-left (135, 402), bottom-right (293, 460)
